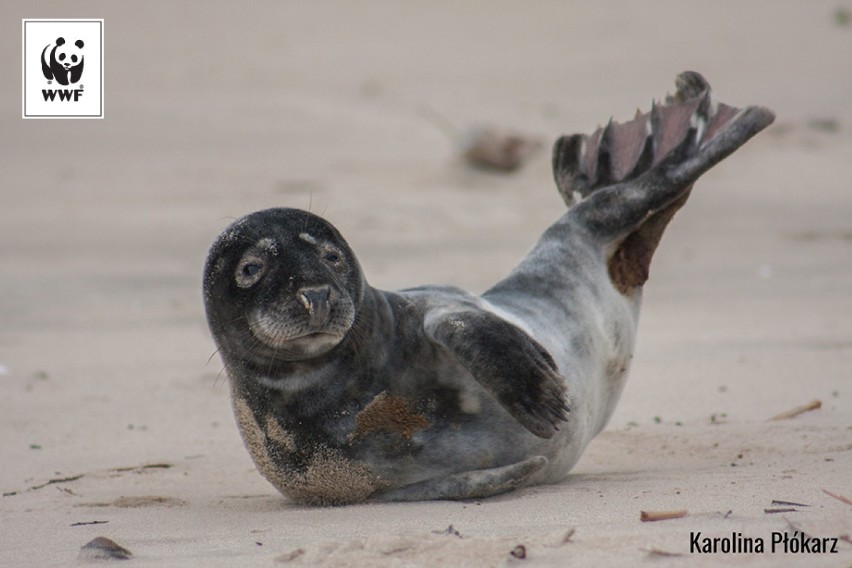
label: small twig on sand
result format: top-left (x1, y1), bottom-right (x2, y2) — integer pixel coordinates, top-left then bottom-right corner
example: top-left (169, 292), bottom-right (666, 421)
top-left (275, 548), bottom-right (305, 563)
top-left (768, 400), bottom-right (821, 421)
top-left (431, 525), bottom-right (462, 538)
top-left (771, 500), bottom-right (809, 507)
top-left (28, 474), bottom-right (84, 491)
top-left (642, 547), bottom-right (683, 557)
top-left (822, 489), bottom-right (852, 506)
top-left (560, 528), bottom-right (576, 544)
top-left (111, 463), bottom-right (172, 473)
top-left (765, 508), bottom-right (797, 514)
top-left (4, 462), bottom-right (173, 497)
top-left (640, 510), bottom-right (687, 522)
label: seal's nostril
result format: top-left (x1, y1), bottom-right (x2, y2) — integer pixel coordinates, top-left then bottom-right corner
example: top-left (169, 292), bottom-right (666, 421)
top-left (299, 286), bottom-right (331, 318)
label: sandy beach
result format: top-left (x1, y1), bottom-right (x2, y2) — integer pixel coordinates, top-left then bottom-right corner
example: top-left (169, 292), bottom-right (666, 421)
top-left (2, 2), bottom-right (851, 566)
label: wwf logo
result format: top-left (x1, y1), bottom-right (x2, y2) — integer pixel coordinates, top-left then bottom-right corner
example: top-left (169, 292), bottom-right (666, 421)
top-left (22, 18), bottom-right (103, 119)
top-left (41, 37), bottom-right (84, 85)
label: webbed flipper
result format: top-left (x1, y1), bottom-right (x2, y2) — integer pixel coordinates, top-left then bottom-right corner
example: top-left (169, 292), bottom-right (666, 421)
top-left (374, 456), bottom-right (547, 501)
top-left (552, 71), bottom-right (775, 294)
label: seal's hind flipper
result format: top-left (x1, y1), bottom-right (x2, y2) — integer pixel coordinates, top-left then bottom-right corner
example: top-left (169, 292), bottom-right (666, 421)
top-left (375, 456), bottom-right (547, 501)
top-left (553, 71), bottom-right (774, 294)
top-left (553, 72), bottom-right (746, 205)
top-left (424, 309), bottom-right (570, 439)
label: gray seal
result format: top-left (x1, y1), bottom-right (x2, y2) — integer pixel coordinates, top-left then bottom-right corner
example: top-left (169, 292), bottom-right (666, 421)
top-left (203, 72), bottom-right (773, 505)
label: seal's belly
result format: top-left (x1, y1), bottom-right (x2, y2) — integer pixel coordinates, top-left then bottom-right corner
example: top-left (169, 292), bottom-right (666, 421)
top-left (349, 390), bottom-right (540, 480)
top-left (231, 364), bottom-right (547, 505)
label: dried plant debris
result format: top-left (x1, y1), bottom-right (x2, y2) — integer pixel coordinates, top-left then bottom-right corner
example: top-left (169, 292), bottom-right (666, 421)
top-left (78, 537), bottom-right (132, 561)
top-left (765, 499), bottom-right (810, 514)
top-left (823, 489), bottom-right (852, 506)
top-left (3, 462), bottom-right (175, 497)
top-left (111, 463), bottom-right (172, 473)
top-left (772, 499), bottom-right (810, 508)
top-left (558, 528), bottom-right (576, 545)
top-left (431, 525), bottom-right (462, 537)
top-left (28, 474), bottom-right (84, 491)
top-left (643, 547), bottom-right (684, 557)
top-left (4, 473), bottom-right (84, 496)
top-left (640, 509), bottom-right (688, 522)
top-left (81, 496), bottom-right (187, 508)
top-left (768, 400), bottom-right (821, 421)
top-left (709, 412), bottom-right (728, 425)
top-left (460, 126), bottom-right (543, 172)
top-left (275, 548), bottom-right (305, 563)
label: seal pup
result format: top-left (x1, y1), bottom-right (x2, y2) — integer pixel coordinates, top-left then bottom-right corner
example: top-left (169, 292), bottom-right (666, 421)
top-left (204, 72), bottom-right (774, 505)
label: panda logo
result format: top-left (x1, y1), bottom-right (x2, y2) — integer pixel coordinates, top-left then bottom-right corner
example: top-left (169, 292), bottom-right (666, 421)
top-left (41, 37), bottom-right (85, 86)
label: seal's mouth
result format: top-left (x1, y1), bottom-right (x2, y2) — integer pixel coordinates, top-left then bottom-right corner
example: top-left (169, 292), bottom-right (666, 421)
top-left (289, 331), bottom-right (341, 343)
top-left (248, 324), bottom-right (347, 361)
top-left (244, 295), bottom-right (356, 361)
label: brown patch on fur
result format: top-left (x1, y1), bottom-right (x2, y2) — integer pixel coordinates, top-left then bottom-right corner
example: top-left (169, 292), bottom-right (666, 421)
top-left (608, 190), bottom-right (691, 295)
top-left (608, 232), bottom-right (653, 295)
top-left (351, 391), bottom-right (430, 441)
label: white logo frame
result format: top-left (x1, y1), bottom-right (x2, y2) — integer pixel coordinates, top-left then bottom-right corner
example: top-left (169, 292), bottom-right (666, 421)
top-left (22, 19), bottom-right (104, 119)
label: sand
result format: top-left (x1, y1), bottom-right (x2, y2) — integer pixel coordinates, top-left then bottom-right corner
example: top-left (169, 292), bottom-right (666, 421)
top-left (1, 1), bottom-right (850, 566)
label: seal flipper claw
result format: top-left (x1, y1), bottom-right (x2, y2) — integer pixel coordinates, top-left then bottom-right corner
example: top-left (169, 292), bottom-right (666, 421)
top-left (425, 310), bottom-right (570, 438)
top-left (375, 456), bottom-right (548, 501)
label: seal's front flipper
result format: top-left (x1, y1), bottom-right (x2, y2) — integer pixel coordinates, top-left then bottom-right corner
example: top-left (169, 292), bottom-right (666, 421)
top-left (375, 456), bottom-right (547, 502)
top-left (552, 71), bottom-right (775, 294)
top-left (425, 310), bottom-right (569, 438)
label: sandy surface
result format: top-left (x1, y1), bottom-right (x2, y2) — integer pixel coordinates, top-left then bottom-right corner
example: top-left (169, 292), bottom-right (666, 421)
top-left (2, 1), bottom-right (851, 566)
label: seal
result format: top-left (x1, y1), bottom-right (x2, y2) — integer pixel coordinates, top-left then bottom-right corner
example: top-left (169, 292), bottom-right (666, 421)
top-left (203, 72), bottom-right (774, 505)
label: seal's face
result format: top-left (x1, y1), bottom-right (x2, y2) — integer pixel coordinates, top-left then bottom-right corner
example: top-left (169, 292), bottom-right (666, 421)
top-left (204, 208), bottom-right (361, 365)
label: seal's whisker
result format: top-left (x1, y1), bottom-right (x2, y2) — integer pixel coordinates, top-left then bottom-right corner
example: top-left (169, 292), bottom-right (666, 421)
top-left (206, 348), bottom-right (222, 366)
top-left (213, 365), bottom-right (229, 389)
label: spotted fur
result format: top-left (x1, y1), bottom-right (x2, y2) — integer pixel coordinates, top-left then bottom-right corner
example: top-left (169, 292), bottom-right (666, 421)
top-left (204, 72), bottom-right (773, 504)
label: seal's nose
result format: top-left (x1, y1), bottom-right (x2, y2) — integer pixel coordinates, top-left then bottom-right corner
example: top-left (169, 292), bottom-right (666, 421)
top-left (299, 285), bottom-right (331, 326)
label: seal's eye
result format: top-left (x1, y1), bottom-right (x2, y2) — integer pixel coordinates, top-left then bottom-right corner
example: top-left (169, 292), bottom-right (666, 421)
top-left (323, 251), bottom-right (340, 264)
top-left (235, 256), bottom-right (265, 288)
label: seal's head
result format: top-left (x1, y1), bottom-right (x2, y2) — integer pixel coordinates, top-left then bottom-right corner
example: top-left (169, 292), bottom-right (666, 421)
top-left (204, 208), bottom-right (362, 365)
